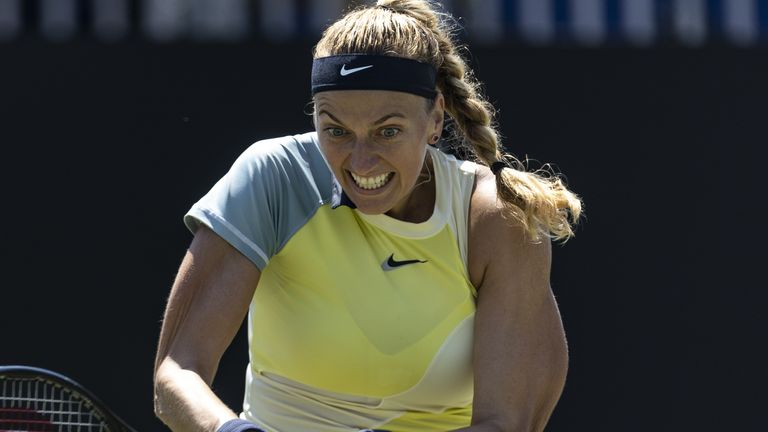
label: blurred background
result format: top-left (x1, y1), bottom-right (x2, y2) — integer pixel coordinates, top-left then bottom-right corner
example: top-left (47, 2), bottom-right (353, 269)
top-left (1, 0), bottom-right (766, 431)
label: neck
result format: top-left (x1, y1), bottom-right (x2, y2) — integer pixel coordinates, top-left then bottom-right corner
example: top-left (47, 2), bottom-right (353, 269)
top-left (385, 155), bottom-right (436, 223)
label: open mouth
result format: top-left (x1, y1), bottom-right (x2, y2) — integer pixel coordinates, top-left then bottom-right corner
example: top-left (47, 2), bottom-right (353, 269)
top-left (349, 171), bottom-right (394, 190)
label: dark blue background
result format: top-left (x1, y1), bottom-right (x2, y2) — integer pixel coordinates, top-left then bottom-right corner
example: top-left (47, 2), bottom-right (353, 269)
top-left (1, 39), bottom-right (765, 431)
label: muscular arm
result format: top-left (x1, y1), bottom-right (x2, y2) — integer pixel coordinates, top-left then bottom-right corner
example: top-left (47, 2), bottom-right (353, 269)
top-left (455, 169), bottom-right (569, 432)
top-left (154, 225), bottom-right (261, 432)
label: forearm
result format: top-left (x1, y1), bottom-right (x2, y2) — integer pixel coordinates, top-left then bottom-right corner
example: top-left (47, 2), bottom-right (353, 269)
top-left (154, 359), bottom-right (238, 432)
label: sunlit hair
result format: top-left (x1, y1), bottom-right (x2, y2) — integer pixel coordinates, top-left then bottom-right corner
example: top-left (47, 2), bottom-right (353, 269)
top-left (314, 0), bottom-right (583, 243)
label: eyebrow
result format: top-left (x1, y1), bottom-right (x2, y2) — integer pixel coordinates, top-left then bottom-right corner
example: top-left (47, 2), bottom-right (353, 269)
top-left (317, 110), bottom-right (406, 126)
top-left (372, 113), bottom-right (406, 125)
top-left (316, 110), bottom-right (344, 125)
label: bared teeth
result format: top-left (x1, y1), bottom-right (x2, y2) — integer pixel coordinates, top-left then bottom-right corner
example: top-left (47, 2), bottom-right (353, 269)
top-left (350, 172), bottom-right (393, 190)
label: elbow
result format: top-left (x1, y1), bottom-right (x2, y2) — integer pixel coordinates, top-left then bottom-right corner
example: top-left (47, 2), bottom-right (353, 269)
top-left (153, 370), bottom-right (167, 422)
top-left (153, 391), bottom-right (167, 424)
top-left (153, 360), bottom-right (175, 425)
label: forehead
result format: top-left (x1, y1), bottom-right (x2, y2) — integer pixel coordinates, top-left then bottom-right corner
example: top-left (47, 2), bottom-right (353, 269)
top-left (314, 90), bottom-right (427, 120)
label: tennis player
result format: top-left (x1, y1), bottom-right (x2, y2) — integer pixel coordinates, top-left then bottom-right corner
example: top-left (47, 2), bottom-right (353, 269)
top-left (153, 1), bottom-right (583, 431)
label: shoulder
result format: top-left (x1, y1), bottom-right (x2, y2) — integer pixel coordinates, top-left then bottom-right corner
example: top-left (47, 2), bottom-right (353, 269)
top-left (184, 132), bottom-right (327, 269)
top-left (239, 131), bottom-right (321, 166)
top-left (469, 164), bottom-right (496, 215)
top-left (467, 165), bottom-right (552, 290)
top-left (229, 132), bottom-right (330, 188)
top-left (468, 164), bottom-right (506, 237)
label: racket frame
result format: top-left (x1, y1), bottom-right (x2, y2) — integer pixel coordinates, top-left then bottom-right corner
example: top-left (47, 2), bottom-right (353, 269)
top-left (0, 365), bottom-right (138, 432)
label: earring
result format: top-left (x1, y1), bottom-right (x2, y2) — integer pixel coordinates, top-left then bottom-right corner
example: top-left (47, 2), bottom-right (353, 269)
top-left (430, 135), bottom-right (439, 144)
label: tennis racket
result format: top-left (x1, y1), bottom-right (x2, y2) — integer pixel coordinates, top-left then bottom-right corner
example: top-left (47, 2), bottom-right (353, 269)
top-left (0, 365), bottom-right (138, 432)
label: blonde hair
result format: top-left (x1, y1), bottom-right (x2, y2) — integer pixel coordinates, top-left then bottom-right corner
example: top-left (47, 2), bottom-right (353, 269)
top-left (314, 0), bottom-right (583, 243)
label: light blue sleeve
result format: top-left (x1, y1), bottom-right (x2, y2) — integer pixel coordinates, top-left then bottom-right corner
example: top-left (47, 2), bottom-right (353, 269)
top-left (183, 132), bottom-right (332, 270)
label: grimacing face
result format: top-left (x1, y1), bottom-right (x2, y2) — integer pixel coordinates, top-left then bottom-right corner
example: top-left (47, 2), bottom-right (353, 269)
top-left (314, 90), bottom-right (444, 218)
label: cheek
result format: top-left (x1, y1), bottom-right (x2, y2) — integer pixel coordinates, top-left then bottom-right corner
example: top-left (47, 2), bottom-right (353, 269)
top-left (396, 145), bottom-right (428, 181)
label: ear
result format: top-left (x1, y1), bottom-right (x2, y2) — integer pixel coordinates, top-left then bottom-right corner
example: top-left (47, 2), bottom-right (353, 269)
top-left (430, 92), bottom-right (445, 138)
top-left (305, 100), bottom-right (317, 128)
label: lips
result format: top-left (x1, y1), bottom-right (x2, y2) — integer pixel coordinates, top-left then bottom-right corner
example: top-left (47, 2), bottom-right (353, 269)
top-left (349, 171), bottom-right (394, 190)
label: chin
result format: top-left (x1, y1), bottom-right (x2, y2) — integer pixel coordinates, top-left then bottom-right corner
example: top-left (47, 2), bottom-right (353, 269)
top-left (349, 198), bottom-right (393, 215)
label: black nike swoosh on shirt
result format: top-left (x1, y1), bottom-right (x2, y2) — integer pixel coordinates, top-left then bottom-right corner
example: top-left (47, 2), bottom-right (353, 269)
top-left (381, 254), bottom-right (428, 271)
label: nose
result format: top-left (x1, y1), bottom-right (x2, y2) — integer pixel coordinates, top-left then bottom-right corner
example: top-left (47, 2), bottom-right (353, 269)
top-left (348, 138), bottom-right (380, 175)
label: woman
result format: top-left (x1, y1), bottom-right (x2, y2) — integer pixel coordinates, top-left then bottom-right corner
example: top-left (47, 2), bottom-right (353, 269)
top-left (153, 1), bottom-right (583, 431)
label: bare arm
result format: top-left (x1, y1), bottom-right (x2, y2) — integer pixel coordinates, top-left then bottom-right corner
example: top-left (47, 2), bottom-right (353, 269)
top-left (154, 225), bottom-right (261, 432)
top-left (456, 170), bottom-right (569, 432)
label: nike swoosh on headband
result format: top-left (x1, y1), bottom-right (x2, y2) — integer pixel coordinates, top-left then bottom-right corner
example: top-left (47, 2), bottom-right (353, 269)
top-left (381, 254), bottom-right (427, 271)
top-left (340, 64), bottom-right (374, 76)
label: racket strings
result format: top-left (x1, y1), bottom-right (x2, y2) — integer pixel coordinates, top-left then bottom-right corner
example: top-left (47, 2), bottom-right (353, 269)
top-left (0, 377), bottom-right (108, 431)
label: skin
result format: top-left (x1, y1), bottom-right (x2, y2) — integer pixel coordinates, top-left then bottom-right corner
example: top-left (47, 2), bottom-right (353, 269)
top-left (459, 168), bottom-right (568, 432)
top-left (313, 90), bottom-right (444, 221)
top-left (153, 90), bottom-right (568, 432)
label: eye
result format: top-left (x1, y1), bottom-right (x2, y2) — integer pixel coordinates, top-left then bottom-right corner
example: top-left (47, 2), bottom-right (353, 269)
top-left (324, 127), bottom-right (346, 138)
top-left (380, 127), bottom-right (400, 138)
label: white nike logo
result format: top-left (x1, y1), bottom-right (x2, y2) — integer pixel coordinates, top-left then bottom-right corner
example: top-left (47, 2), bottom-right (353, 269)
top-left (340, 64), bottom-right (374, 76)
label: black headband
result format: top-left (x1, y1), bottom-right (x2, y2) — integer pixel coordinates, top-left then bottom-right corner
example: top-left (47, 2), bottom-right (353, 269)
top-left (311, 54), bottom-right (438, 99)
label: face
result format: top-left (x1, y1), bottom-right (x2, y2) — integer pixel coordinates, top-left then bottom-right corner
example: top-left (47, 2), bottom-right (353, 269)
top-left (314, 90), bottom-right (444, 217)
